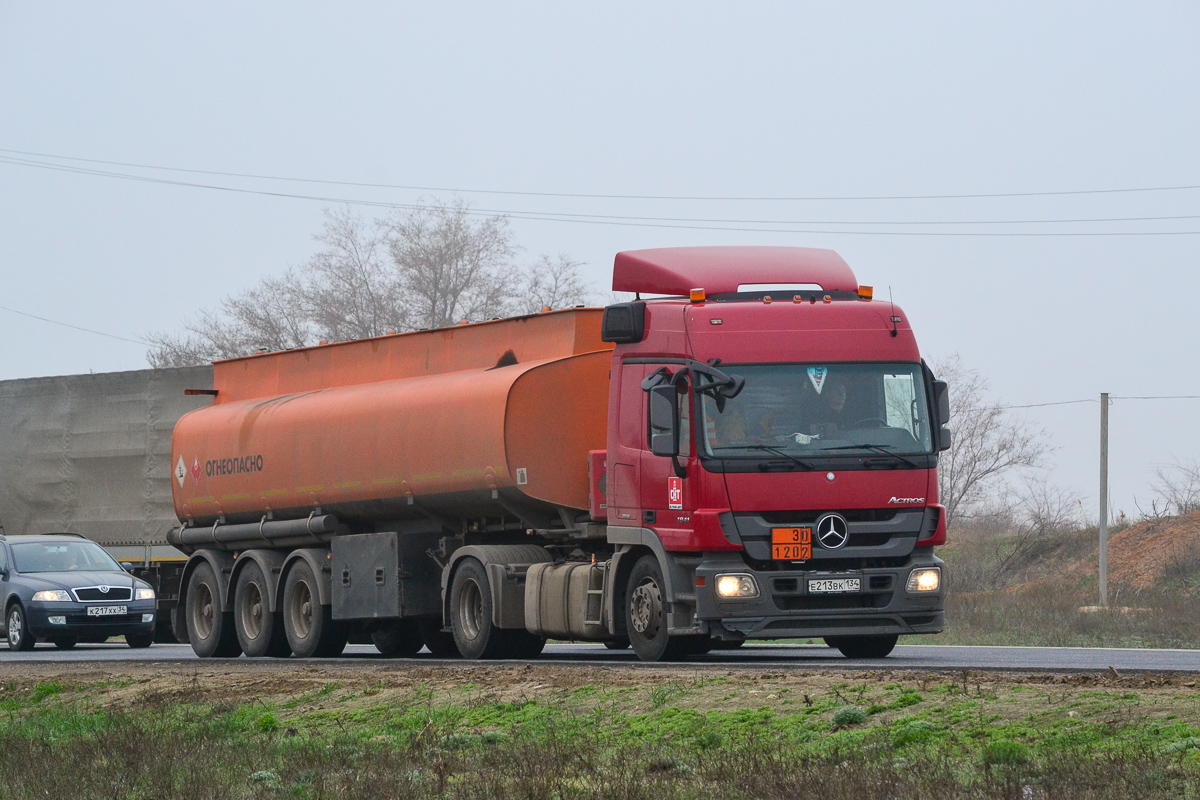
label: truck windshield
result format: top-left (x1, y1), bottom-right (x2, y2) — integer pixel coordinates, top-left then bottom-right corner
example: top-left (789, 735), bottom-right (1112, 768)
top-left (699, 362), bottom-right (933, 458)
top-left (11, 541), bottom-right (123, 573)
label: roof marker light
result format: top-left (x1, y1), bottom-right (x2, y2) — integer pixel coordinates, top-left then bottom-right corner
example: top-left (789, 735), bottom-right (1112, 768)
top-left (823, 295), bottom-right (832, 304)
top-left (690, 288), bottom-right (706, 303)
top-left (763, 295), bottom-right (772, 304)
top-left (858, 285), bottom-right (874, 300)
top-left (793, 295), bottom-right (803, 303)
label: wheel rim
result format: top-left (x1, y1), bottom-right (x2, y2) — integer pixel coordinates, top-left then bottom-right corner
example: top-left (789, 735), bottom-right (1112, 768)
top-left (192, 582), bottom-right (215, 640)
top-left (288, 579), bottom-right (313, 640)
top-left (457, 578), bottom-right (484, 642)
top-left (240, 581), bottom-right (264, 640)
top-left (7, 610), bottom-right (20, 647)
top-left (629, 577), bottom-right (663, 641)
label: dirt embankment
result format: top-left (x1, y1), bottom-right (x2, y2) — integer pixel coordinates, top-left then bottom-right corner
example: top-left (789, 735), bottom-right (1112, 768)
top-left (1064, 512), bottom-right (1200, 590)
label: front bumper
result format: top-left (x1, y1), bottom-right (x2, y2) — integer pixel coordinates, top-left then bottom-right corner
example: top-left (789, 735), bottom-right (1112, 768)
top-left (26, 601), bottom-right (156, 639)
top-left (693, 551), bottom-right (944, 640)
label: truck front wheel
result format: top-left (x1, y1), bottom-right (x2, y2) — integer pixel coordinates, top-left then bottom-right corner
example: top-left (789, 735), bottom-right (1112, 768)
top-left (185, 562), bottom-right (242, 658)
top-left (625, 555), bottom-right (695, 662)
top-left (234, 562), bottom-right (291, 658)
top-left (282, 560), bottom-right (347, 658)
top-left (824, 634), bottom-right (898, 659)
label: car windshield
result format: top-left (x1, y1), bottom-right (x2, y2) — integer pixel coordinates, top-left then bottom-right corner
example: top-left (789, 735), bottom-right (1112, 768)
top-left (699, 362), bottom-right (933, 457)
top-left (11, 541), bottom-right (123, 573)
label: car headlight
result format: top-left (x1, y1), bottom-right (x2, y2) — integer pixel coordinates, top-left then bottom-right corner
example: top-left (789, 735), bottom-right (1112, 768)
top-left (32, 590), bottom-right (72, 602)
top-left (715, 573), bottom-right (759, 599)
top-left (906, 568), bottom-right (941, 593)
top-left (135, 587), bottom-right (156, 601)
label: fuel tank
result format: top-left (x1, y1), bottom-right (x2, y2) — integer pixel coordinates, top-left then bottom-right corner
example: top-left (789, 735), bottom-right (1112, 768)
top-left (171, 309), bottom-right (612, 527)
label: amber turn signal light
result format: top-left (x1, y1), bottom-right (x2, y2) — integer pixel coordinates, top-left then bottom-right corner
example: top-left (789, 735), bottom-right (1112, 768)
top-left (690, 288), bottom-right (706, 303)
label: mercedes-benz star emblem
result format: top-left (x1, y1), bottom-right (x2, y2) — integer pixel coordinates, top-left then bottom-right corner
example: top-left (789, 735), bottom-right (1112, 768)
top-left (99, 585), bottom-right (110, 594)
top-left (815, 513), bottom-right (850, 550)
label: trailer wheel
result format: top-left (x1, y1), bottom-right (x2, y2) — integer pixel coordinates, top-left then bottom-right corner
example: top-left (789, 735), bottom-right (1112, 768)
top-left (825, 634), bottom-right (898, 659)
top-left (185, 561), bottom-right (242, 658)
top-left (370, 620), bottom-right (423, 657)
top-left (282, 560), bottom-right (347, 658)
top-left (234, 562), bottom-right (291, 658)
top-left (417, 616), bottom-right (459, 658)
top-left (625, 555), bottom-right (695, 663)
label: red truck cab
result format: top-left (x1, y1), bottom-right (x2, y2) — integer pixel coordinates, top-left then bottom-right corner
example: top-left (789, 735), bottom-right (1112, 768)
top-left (600, 246), bottom-right (948, 659)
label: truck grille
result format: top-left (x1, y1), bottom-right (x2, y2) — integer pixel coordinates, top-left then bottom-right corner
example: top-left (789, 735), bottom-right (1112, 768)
top-left (73, 587), bottom-right (132, 602)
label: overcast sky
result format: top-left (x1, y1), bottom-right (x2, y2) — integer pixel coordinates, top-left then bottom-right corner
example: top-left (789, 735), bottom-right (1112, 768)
top-left (1, 3), bottom-right (1198, 518)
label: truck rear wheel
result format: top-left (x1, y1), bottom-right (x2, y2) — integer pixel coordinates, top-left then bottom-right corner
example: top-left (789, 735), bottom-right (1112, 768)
top-left (450, 558), bottom-right (545, 659)
top-left (186, 561), bottom-right (242, 658)
top-left (417, 617), bottom-right (459, 657)
top-left (825, 634), bottom-right (898, 659)
top-left (371, 620), bottom-right (423, 657)
top-left (234, 562), bottom-right (291, 658)
top-left (282, 560), bottom-right (347, 658)
top-left (625, 555), bottom-right (695, 663)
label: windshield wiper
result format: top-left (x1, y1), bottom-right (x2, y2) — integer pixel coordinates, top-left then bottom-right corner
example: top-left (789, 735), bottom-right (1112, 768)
top-left (818, 443), bottom-right (920, 468)
top-left (710, 444), bottom-right (816, 471)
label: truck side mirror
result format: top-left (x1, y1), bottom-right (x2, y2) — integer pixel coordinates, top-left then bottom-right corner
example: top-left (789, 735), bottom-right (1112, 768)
top-left (648, 384), bottom-right (680, 457)
top-left (933, 380), bottom-right (950, 425)
top-left (938, 425), bottom-right (953, 452)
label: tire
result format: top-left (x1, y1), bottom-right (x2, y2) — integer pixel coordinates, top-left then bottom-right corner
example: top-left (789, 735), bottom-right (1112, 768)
top-left (826, 634), bottom-right (899, 659)
top-left (417, 616), bottom-right (459, 657)
top-left (449, 558), bottom-right (540, 660)
top-left (126, 630), bottom-right (154, 649)
top-left (625, 555), bottom-right (695, 662)
top-left (185, 561), bottom-right (243, 658)
top-left (6, 604), bottom-right (35, 651)
top-left (234, 562), bottom-right (291, 658)
top-left (53, 636), bottom-right (78, 650)
top-left (604, 640), bottom-right (630, 650)
top-left (282, 559), bottom-right (347, 658)
top-left (371, 620), bottom-right (423, 657)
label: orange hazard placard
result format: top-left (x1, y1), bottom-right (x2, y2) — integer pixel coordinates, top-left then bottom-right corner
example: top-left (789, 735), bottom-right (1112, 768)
top-left (771, 527), bottom-right (812, 560)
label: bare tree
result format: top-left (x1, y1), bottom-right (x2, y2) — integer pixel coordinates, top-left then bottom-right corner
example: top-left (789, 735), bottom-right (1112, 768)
top-left (988, 477), bottom-right (1085, 585)
top-left (384, 199), bottom-right (518, 329)
top-left (1149, 458), bottom-right (1200, 517)
top-left (146, 200), bottom-right (596, 366)
top-left (518, 254), bottom-right (593, 314)
top-left (934, 355), bottom-right (1049, 527)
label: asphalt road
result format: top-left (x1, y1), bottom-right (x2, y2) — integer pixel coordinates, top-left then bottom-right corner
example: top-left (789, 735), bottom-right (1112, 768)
top-left (4, 642), bottom-right (1200, 672)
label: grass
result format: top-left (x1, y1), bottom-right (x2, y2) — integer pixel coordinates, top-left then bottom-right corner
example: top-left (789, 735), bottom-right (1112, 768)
top-left (3, 670), bottom-right (1200, 798)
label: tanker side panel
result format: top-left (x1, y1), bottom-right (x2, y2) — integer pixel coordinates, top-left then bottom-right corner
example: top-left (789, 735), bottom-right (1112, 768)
top-left (0, 366), bottom-right (214, 558)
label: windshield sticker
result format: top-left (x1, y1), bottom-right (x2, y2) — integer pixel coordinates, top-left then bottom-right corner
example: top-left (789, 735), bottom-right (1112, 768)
top-left (807, 366), bottom-right (828, 394)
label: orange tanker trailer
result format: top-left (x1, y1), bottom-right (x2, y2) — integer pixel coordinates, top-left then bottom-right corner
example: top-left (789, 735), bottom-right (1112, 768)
top-left (169, 247), bottom-right (951, 663)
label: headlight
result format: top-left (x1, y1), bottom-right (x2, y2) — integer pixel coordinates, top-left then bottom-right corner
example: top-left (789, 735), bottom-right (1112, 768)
top-left (32, 590), bottom-right (72, 602)
top-left (715, 574), bottom-right (759, 598)
top-left (135, 588), bottom-right (156, 601)
top-left (906, 568), bottom-right (941, 593)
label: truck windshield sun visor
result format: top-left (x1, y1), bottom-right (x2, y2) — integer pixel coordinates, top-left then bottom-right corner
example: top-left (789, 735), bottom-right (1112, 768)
top-left (697, 362), bottom-right (934, 460)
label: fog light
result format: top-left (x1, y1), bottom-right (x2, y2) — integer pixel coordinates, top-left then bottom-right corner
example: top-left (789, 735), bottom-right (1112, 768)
top-left (906, 568), bottom-right (941, 593)
top-left (142, 614), bottom-right (155, 623)
top-left (48, 616), bottom-right (66, 625)
top-left (715, 574), bottom-right (759, 598)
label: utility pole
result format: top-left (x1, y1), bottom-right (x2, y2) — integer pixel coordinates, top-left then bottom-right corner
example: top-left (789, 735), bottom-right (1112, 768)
top-left (1099, 392), bottom-right (1109, 606)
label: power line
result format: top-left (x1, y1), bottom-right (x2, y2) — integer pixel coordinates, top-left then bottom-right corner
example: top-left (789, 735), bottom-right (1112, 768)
top-left (998, 395), bottom-right (1200, 410)
top-left (0, 305), bottom-right (149, 346)
top-left (4, 155), bottom-right (1200, 238)
top-left (3, 145), bottom-right (1200, 202)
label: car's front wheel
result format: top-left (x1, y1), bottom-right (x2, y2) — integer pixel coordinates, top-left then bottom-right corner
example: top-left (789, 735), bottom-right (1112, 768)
top-left (6, 604), bottom-right (35, 651)
top-left (126, 630), bottom-right (154, 649)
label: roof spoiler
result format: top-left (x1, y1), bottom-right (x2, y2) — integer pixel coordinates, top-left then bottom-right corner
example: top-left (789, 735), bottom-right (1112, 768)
top-left (612, 246), bottom-right (859, 297)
